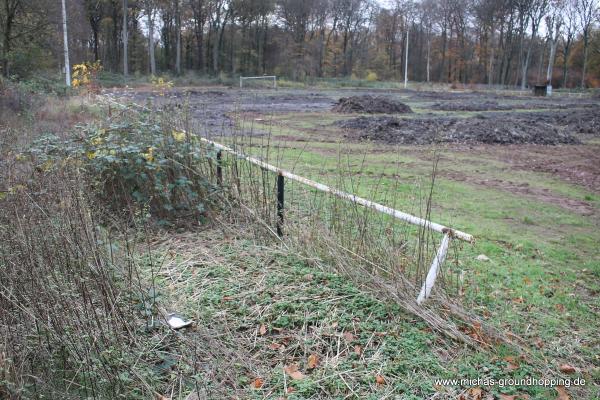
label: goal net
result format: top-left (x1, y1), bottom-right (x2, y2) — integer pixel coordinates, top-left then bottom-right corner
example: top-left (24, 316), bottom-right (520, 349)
top-left (239, 75), bottom-right (277, 89)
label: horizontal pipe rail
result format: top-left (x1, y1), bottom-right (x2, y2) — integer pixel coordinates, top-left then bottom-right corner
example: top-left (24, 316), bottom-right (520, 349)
top-left (240, 75), bottom-right (277, 79)
top-left (102, 96), bottom-right (472, 243)
top-left (198, 137), bottom-right (473, 243)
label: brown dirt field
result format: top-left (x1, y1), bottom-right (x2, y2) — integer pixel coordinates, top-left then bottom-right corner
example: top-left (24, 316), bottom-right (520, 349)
top-left (443, 170), bottom-right (595, 215)
top-left (474, 144), bottom-right (600, 193)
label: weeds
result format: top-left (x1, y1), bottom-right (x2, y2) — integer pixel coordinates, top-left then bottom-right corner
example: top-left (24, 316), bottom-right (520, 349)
top-left (1, 88), bottom-right (582, 398)
top-left (0, 93), bottom-right (218, 398)
top-left (0, 167), bottom-right (160, 398)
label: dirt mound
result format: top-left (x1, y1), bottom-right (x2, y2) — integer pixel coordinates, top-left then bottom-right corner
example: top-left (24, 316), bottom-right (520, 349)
top-left (430, 101), bottom-right (513, 111)
top-left (332, 95), bottom-right (413, 114)
top-left (509, 107), bottom-right (600, 135)
top-left (338, 115), bottom-right (580, 145)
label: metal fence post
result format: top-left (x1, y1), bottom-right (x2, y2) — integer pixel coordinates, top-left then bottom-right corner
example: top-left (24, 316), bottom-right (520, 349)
top-left (276, 173), bottom-right (284, 237)
top-left (216, 150), bottom-right (223, 186)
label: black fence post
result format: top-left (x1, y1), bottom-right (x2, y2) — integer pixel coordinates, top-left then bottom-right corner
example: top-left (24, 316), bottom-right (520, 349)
top-left (216, 150), bottom-right (223, 186)
top-left (276, 173), bottom-right (284, 237)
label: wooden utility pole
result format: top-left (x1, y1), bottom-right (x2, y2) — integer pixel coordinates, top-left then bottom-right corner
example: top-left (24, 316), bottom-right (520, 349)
top-left (61, 0), bottom-right (71, 86)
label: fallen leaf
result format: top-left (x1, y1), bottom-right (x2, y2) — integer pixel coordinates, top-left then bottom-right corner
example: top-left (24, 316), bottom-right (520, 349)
top-left (222, 296), bottom-right (234, 301)
top-left (156, 396), bottom-right (169, 400)
top-left (555, 304), bottom-right (565, 312)
top-left (534, 338), bottom-right (544, 348)
top-left (284, 364), bottom-right (305, 380)
top-left (559, 364), bottom-right (576, 374)
top-left (286, 386), bottom-right (295, 394)
top-left (251, 377), bottom-right (264, 389)
top-left (503, 355), bottom-right (520, 371)
top-left (468, 387), bottom-right (483, 400)
top-left (268, 342), bottom-right (282, 350)
top-left (512, 297), bottom-right (524, 304)
top-left (555, 385), bottom-right (570, 400)
top-left (499, 395), bottom-right (518, 400)
top-left (307, 354), bottom-right (319, 369)
top-left (460, 321), bottom-right (488, 343)
top-left (354, 345), bottom-right (362, 355)
top-left (375, 374), bottom-right (385, 385)
top-left (343, 331), bottom-right (354, 342)
top-left (259, 324), bottom-right (267, 336)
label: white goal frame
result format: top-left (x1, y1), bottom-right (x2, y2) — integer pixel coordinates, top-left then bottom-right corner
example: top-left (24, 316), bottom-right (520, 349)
top-left (240, 75), bottom-right (277, 89)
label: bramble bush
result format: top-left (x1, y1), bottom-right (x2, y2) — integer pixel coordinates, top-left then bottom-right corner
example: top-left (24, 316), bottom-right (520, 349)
top-left (27, 109), bottom-right (218, 223)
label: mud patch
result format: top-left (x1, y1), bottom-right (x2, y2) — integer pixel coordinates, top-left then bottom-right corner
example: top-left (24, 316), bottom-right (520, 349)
top-left (476, 144), bottom-right (600, 193)
top-left (332, 95), bottom-right (413, 114)
top-left (338, 115), bottom-right (580, 145)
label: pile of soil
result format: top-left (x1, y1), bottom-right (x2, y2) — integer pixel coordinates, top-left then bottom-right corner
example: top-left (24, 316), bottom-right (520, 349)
top-left (430, 101), bottom-right (513, 112)
top-left (338, 115), bottom-right (580, 145)
top-left (512, 108), bottom-right (600, 135)
top-left (332, 95), bottom-right (413, 114)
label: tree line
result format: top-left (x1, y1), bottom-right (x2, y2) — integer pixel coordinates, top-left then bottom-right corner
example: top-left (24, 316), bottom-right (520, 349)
top-left (1, 0), bottom-right (599, 87)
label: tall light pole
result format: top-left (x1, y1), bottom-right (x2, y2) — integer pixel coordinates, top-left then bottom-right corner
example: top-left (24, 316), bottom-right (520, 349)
top-left (123, 0), bottom-right (128, 78)
top-left (404, 29), bottom-right (409, 89)
top-left (61, 0), bottom-right (71, 86)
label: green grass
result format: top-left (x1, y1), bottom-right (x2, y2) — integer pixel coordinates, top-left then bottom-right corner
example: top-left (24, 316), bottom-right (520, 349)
top-left (218, 106), bottom-right (600, 397)
top-left (145, 229), bottom-right (581, 399)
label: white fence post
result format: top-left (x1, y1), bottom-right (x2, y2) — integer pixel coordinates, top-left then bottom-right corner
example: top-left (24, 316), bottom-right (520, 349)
top-left (417, 233), bottom-right (451, 304)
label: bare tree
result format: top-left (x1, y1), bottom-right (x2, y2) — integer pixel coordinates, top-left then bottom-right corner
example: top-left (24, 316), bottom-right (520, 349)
top-left (278, 0), bottom-right (315, 79)
top-left (0, 0), bottom-right (20, 77)
top-left (142, 0), bottom-right (156, 75)
top-left (175, 0), bottom-right (181, 75)
top-left (521, 0), bottom-right (549, 89)
top-left (420, 0), bottom-right (436, 83)
top-left (545, 1), bottom-right (563, 94)
top-left (575, 0), bottom-right (597, 87)
top-left (208, 0), bottom-right (232, 74)
top-left (561, 0), bottom-right (578, 87)
top-left (191, 0), bottom-right (206, 72)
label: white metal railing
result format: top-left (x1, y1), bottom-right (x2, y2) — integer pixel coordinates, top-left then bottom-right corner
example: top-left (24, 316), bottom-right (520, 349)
top-left (102, 96), bottom-right (473, 304)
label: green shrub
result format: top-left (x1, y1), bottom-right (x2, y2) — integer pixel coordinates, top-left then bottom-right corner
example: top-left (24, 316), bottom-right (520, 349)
top-left (27, 109), bottom-right (218, 222)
